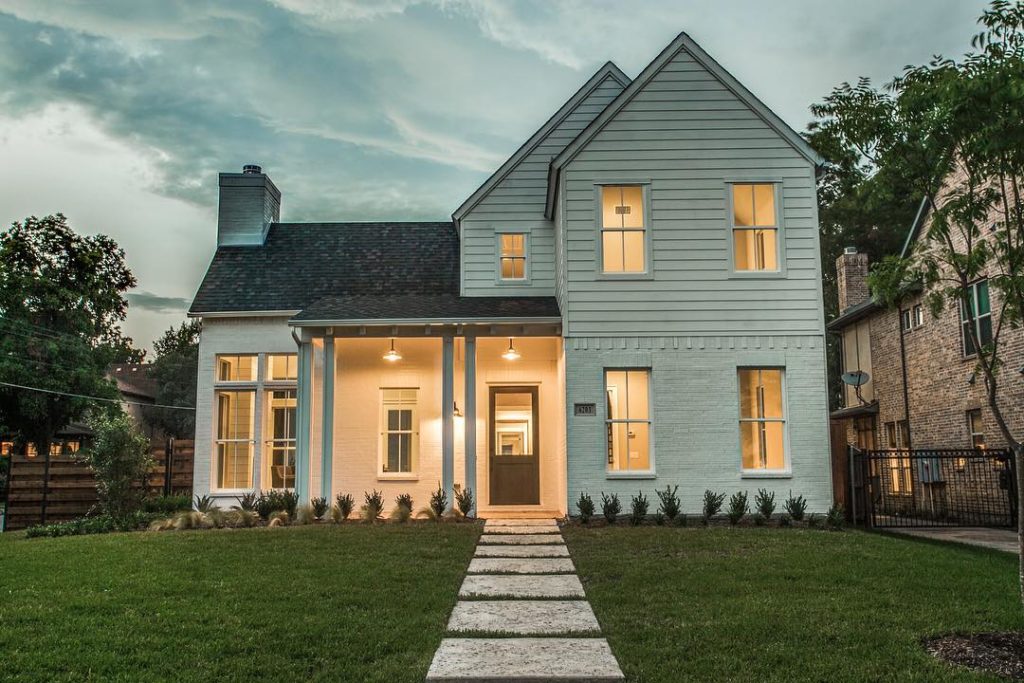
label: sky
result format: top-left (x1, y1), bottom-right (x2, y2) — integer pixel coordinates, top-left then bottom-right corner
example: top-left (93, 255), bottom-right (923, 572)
top-left (0, 0), bottom-right (992, 353)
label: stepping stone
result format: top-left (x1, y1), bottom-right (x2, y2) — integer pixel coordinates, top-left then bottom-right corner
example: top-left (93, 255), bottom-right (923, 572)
top-left (485, 518), bottom-right (557, 527)
top-left (460, 574), bottom-right (585, 598)
top-left (483, 525), bottom-right (559, 535)
top-left (468, 558), bottom-right (575, 574)
top-left (447, 600), bottom-right (601, 635)
top-left (475, 544), bottom-right (570, 558)
top-left (480, 534), bottom-right (564, 545)
top-left (426, 637), bottom-right (624, 681)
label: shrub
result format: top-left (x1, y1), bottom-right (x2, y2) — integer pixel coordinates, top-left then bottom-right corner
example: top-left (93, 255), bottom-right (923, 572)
top-left (807, 513), bottom-right (821, 529)
top-left (653, 512), bottom-right (665, 526)
top-left (268, 510), bottom-right (290, 527)
top-left (25, 512), bottom-right (159, 538)
top-left (727, 491), bottom-right (749, 525)
top-left (148, 517), bottom-right (176, 532)
top-left (205, 508), bottom-right (228, 528)
top-left (362, 489), bottom-right (385, 522)
top-left (783, 492), bottom-right (807, 521)
top-left (295, 503), bottom-right (315, 525)
top-left (194, 495), bottom-right (216, 513)
top-left (778, 514), bottom-right (792, 528)
top-left (230, 509), bottom-right (259, 528)
top-left (428, 484), bottom-right (447, 520)
top-left (655, 485), bottom-right (681, 521)
top-left (676, 513), bottom-right (688, 527)
top-left (142, 495), bottom-right (192, 515)
top-left (396, 493), bottom-right (414, 513)
top-left (576, 492), bottom-right (595, 524)
top-left (702, 490), bottom-right (726, 524)
top-left (280, 490), bottom-right (299, 517)
top-left (754, 488), bottom-right (776, 524)
top-left (826, 504), bottom-right (845, 530)
top-left (629, 491), bottom-right (649, 526)
top-left (601, 492), bottom-right (621, 524)
top-left (79, 411), bottom-right (153, 518)
top-left (234, 491), bottom-right (258, 513)
top-left (455, 487), bottom-right (474, 518)
top-left (311, 496), bottom-right (329, 520)
top-left (393, 493), bottom-right (414, 522)
top-left (335, 493), bottom-right (355, 520)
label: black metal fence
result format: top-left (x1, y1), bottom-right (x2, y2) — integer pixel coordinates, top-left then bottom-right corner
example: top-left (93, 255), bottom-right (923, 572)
top-left (850, 448), bottom-right (1017, 529)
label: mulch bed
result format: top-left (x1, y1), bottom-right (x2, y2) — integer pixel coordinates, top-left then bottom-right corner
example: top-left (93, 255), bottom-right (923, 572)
top-left (925, 632), bottom-right (1024, 680)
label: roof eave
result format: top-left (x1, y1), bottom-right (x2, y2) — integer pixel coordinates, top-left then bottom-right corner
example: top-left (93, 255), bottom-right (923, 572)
top-left (289, 316), bottom-right (563, 327)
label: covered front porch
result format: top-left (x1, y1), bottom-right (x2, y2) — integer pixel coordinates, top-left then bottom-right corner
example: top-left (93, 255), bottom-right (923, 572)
top-left (292, 322), bottom-right (566, 517)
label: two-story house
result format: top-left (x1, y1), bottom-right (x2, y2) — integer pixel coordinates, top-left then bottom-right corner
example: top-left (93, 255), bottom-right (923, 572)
top-left (188, 32), bottom-right (833, 517)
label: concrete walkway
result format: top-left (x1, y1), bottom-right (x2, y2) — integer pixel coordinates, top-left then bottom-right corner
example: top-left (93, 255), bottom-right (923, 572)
top-left (887, 526), bottom-right (1019, 554)
top-left (426, 518), bottom-right (624, 682)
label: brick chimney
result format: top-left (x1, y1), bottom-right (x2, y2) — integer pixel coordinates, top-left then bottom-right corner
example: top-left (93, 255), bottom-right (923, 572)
top-left (836, 247), bottom-right (870, 313)
top-left (217, 164), bottom-right (281, 246)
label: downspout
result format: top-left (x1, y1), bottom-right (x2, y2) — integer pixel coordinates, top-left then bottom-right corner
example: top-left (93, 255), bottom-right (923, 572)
top-left (897, 306), bottom-right (912, 448)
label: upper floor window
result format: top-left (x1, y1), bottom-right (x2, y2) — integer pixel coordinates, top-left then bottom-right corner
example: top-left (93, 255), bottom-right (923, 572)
top-left (498, 233), bottom-right (527, 281)
top-left (961, 280), bottom-right (993, 356)
top-left (217, 354), bottom-right (257, 382)
top-left (731, 183), bottom-right (779, 272)
top-left (901, 304), bottom-right (924, 333)
top-left (600, 185), bottom-right (647, 274)
top-left (266, 354), bottom-right (297, 381)
top-left (738, 368), bottom-right (787, 471)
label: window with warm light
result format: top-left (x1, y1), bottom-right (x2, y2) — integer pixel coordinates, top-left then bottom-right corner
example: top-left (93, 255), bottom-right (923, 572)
top-left (605, 369), bottom-right (652, 472)
top-left (215, 389), bottom-right (255, 488)
top-left (264, 389), bottom-right (296, 489)
top-left (884, 420), bottom-right (913, 494)
top-left (600, 185), bottom-right (647, 274)
top-left (217, 354), bottom-right (257, 382)
top-left (266, 354), bottom-right (297, 381)
top-left (731, 183), bottom-right (779, 272)
top-left (380, 389), bottom-right (418, 476)
top-left (967, 409), bottom-right (986, 450)
top-left (498, 233), bottom-right (527, 281)
top-left (738, 368), bottom-right (787, 471)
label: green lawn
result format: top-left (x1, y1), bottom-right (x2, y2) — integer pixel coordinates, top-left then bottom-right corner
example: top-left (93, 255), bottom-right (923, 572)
top-left (0, 523), bottom-right (479, 682)
top-left (563, 526), bottom-right (1024, 682)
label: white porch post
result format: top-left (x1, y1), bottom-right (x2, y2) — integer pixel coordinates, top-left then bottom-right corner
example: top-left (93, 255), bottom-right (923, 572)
top-left (294, 339), bottom-right (313, 502)
top-left (464, 335), bottom-right (477, 515)
top-left (442, 334), bottom-right (455, 512)
top-left (320, 334), bottom-right (334, 500)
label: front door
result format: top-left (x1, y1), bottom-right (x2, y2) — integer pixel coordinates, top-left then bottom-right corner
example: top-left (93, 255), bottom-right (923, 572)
top-left (489, 386), bottom-right (540, 505)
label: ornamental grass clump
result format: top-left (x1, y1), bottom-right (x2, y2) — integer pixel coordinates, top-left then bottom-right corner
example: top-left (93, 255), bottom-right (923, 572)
top-left (784, 492), bottom-right (807, 521)
top-left (655, 485), bottom-right (681, 522)
top-left (393, 493), bottom-right (414, 523)
top-left (420, 484), bottom-right (447, 520)
top-left (629, 491), bottom-right (649, 526)
top-left (268, 510), bottom-right (290, 527)
top-left (576, 492), bottom-right (595, 524)
top-left (362, 490), bottom-right (385, 522)
top-left (826, 504), bottom-right (845, 530)
top-left (702, 490), bottom-right (725, 525)
top-left (601, 492), bottom-right (621, 524)
top-left (311, 496), bottom-right (329, 520)
top-left (335, 492), bottom-right (355, 521)
top-left (727, 491), bottom-right (749, 526)
top-left (295, 503), bottom-right (315, 525)
top-left (754, 488), bottom-right (776, 526)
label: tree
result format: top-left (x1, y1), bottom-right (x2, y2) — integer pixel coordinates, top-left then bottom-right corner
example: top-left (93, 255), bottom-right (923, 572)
top-left (143, 320), bottom-right (200, 439)
top-left (80, 410), bottom-right (152, 518)
top-left (0, 214), bottom-right (137, 454)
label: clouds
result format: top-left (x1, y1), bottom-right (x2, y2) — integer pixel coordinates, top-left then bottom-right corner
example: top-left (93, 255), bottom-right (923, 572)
top-left (127, 292), bottom-right (192, 314)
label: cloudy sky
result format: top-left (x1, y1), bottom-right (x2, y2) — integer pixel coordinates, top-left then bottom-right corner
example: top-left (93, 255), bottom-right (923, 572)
top-left (0, 0), bottom-right (990, 352)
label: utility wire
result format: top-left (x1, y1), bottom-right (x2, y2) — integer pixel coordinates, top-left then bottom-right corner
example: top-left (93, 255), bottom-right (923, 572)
top-left (0, 380), bottom-right (195, 411)
top-left (0, 314), bottom-right (94, 342)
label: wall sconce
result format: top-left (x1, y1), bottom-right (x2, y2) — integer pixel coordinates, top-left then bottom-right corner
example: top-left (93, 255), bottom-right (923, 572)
top-left (382, 338), bottom-right (402, 362)
top-left (454, 401), bottom-right (463, 417)
top-left (502, 337), bottom-right (521, 361)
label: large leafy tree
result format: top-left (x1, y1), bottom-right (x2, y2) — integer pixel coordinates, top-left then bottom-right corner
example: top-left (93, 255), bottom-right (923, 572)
top-left (143, 320), bottom-right (200, 439)
top-left (0, 214), bottom-right (137, 454)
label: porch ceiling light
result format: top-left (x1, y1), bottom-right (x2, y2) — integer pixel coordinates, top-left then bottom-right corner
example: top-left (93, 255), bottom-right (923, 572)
top-left (383, 338), bottom-right (402, 362)
top-left (502, 337), bottom-right (521, 361)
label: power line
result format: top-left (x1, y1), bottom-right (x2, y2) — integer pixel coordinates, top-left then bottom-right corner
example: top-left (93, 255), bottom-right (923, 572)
top-left (0, 314), bottom-right (94, 342)
top-left (0, 380), bottom-right (195, 411)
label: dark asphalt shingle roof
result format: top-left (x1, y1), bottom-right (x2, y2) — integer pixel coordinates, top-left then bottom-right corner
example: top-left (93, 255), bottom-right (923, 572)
top-left (189, 222), bottom-right (560, 322)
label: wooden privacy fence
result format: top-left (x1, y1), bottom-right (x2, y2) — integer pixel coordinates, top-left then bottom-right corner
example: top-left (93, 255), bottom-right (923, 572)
top-left (1, 439), bottom-right (193, 531)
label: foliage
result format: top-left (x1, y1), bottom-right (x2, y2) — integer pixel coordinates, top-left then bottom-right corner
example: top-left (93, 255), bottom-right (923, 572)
top-left (174, 511), bottom-right (213, 531)
top-left (826, 504), bottom-right (846, 530)
top-left (576, 491), bottom-right (595, 524)
top-left (454, 487), bottom-right (474, 518)
top-left (142, 494), bottom-right (191, 515)
top-left (78, 411), bottom-right (152, 518)
top-left (231, 510), bottom-right (259, 528)
top-left (428, 484), bottom-right (447, 519)
top-left (25, 511), bottom-right (158, 538)
top-left (394, 493), bottom-right (414, 523)
top-left (193, 494), bottom-right (215, 513)
top-left (807, 514), bottom-right (822, 529)
top-left (310, 496), bottom-right (329, 520)
top-left (783, 492), bottom-right (807, 521)
top-left (142, 320), bottom-right (200, 438)
top-left (295, 504), bottom-right (315, 525)
top-left (653, 512), bottom-right (665, 526)
top-left (600, 492), bottom-right (621, 524)
top-left (701, 490), bottom-right (726, 524)
top-left (234, 491), bottom-right (258, 513)
top-left (629, 491), bottom-right (649, 526)
top-left (268, 510), bottom-right (289, 527)
top-left (362, 489), bottom-right (384, 522)
top-left (754, 488), bottom-right (776, 523)
top-left (335, 492), bottom-right (355, 520)
top-left (0, 214), bottom-right (138, 454)
top-left (655, 485), bottom-right (681, 521)
top-left (727, 491), bottom-right (749, 525)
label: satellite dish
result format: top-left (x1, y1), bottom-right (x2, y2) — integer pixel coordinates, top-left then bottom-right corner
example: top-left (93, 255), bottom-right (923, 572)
top-left (841, 370), bottom-right (870, 387)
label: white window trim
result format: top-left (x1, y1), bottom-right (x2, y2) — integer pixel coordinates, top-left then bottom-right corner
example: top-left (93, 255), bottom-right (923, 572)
top-left (725, 181), bottom-right (787, 279)
top-left (378, 388), bottom-right (420, 480)
top-left (960, 279), bottom-right (992, 358)
top-left (494, 230), bottom-right (531, 285)
top-left (603, 368), bottom-right (656, 478)
top-left (593, 182), bottom-right (654, 280)
top-left (737, 366), bottom-right (792, 478)
top-left (213, 388), bottom-right (256, 491)
top-left (263, 387), bottom-right (298, 490)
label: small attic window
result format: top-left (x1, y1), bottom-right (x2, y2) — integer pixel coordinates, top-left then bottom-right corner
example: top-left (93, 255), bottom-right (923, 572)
top-left (599, 185), bottom-right (647, 274)
top-left (498, 233), bottom-right (527, 281)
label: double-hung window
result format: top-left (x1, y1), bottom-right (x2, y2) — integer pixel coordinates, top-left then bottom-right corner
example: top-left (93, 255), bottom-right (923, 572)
top-left (605, 369), bottom-right (652, 472)
top-left (731, 183), bottom-right (779, 272)
top-left (967, 409), bottom-right (986, 450)
top-left (599, 185), bottom-right (647, 274)
top-left (380, 389), bottom-right (418, 477)
top-left (498, 233), bottom-right (527, 281)
top-left (961, 280), bottom-right (993, 356)
top-left (738, 368), bottom-right (787, 472)
top-left (884, 420), bottom-right (913, 494)
top-left (264, 354), bottom-right (298, 489)
top-left (214, 355), bottom-right (257, 489)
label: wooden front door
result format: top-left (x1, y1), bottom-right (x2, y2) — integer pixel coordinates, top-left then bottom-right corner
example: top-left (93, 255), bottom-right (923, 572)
top-left (489, 386), bottom-right (540, 505)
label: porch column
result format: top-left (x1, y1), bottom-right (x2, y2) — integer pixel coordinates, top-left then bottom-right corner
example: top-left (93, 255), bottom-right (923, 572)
top-left (464, 335), bottom-right (477, 515)
top-left (442, 334), bottom-right (455, 512)
top-left (294, 340), bottom-right (313, 502)
top-left (320, 334), bottom-right (334, 500)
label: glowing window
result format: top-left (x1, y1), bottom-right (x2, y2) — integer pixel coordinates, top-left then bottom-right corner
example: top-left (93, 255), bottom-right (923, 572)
top-left (731, 184), bottom-right (779, 271)
top-left (605, 369), bottom-right (651, 471)
top-left (381, 389), bottom-right (418, 475)
top-left (217, 354), bottom-right (257, 382)
top-left (499, 233), bottom-right (527, 281)
top-left (600, 185), bottom-right (647, 273)
top-left (738, 368), bottom-right (786, 470)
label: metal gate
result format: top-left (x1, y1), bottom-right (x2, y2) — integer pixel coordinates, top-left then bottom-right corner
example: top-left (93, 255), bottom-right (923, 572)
top-left (850, 448), bottom-right (1017, 528)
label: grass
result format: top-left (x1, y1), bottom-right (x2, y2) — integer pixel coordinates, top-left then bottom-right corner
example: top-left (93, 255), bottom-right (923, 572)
top-left (563, 526), bottom-right (1024, 682)
top-left (0, 523), bottom-right (479, 682)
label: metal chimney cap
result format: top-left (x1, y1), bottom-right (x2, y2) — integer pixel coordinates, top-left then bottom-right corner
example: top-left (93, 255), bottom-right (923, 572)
top-left (843, 246), bottom-right (859, 255)
top-left (242, 164), bottom-right (263, 175)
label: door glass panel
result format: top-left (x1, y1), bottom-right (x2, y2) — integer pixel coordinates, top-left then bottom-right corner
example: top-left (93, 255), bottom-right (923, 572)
top-left (494, 391), bottom-right (534, 457)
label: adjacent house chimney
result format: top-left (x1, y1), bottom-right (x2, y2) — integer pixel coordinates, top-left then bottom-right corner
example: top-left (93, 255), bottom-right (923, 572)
top-left (836, 247), bottom-right (870, 313)
top-left (217, 165), bottom-right (281, 246)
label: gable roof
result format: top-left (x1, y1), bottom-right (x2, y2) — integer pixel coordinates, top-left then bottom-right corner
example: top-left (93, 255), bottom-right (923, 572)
top-left (899, 196), bottom-right (931, 258)
top-left (544, 32), bottom-right (825, 218)
top-left (452, 61), bottom-right (630, 226)
top-left (189, 221), bottom-right (558, 323)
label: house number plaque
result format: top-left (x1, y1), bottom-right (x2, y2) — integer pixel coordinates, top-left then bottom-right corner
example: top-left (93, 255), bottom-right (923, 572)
top-left (574, 403), bottom-right (597, 417)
